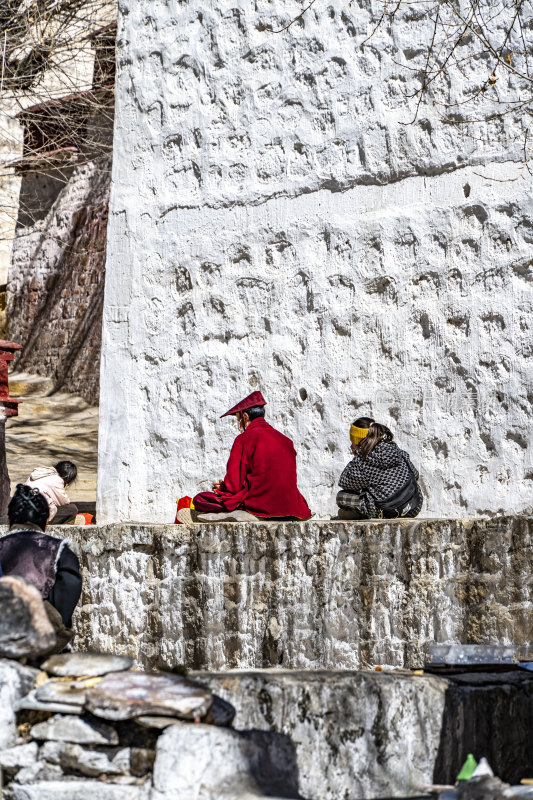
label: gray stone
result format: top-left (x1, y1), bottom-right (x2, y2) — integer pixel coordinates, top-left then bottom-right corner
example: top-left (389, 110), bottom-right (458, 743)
top-left (69, 519), bottom-right (533, 671)
top-left (112, 747), bottom-right (132, 773)
top-left (35, 677), bottom-right (98, 706)
top-left (135, 693), bottom-right (234, 729)
top-left (202, 670), bottom-right (447, 800)
top-left (135, 716), bottom-right (180, 729)
top-left (0, 576), bottom-right (56, 659)
top-left (40, 740), bottom-right (124, 776)
top-left (16, 688), bottom-right (82, 715)
top-left (3, 780), bottom-right (149, 799)
top-left (129, 747), bottom-right (155, 777)
top-left (204, 694), bottom-right (236, 727)
top-left (151, 722), bottom-right (285, 800)
top-left (85, 670), bottom-right (212, 721)
top-left (13, 760), bottom-right (62, 783)
top-left (201, 669), bottom-right (533, 800)
top-left (30, 714), bottom-right (119, 745)
top-left (0, 742), bottom-right (38, 769)
top-left (427, 644), bottom-right (518, 666)
top-left (41, 652), bottom-right (133, 678)
top-left (0, 660), bottom-right (39, 749)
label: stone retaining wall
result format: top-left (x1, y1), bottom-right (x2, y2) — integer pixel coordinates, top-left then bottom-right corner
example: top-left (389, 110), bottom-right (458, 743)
top-left (199, 669), bottom-right (533, 799)
top-left (62, 516), bottom-right (532, 670)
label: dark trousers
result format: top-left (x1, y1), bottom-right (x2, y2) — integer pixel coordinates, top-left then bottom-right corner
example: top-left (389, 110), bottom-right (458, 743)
top-left (193, 492), bottom-right (229, 513)
top-left (53, 503), bottom-right (78, 524)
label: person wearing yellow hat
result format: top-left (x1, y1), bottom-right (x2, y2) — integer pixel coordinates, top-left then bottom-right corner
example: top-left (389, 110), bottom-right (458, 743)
top-left (335, 416), bottom-right (423, 519)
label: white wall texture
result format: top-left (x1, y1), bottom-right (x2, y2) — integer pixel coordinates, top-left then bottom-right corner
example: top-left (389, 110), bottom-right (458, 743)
top-left (99, 0), bottom-right (533, 522)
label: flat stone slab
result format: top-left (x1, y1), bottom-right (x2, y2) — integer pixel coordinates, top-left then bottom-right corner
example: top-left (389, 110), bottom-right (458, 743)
top-left (0, 576), bottom-right (56, 659)
top-left (41, 652), bottom-right (133, 677)
top-left (40, 740), bottom-right (127, 777)
top-left (135, 715), bottom-right (181, 729)
top-left (17, 689), bottom-right (82, 715)
top-left (30, 713), bottom-right (119, 745)
top-left (3, 781), bottom-right (148, 800)
top-left (35, 676), bottom-right (102, 706)
top-left (85, 670), bottom-right (213, 721)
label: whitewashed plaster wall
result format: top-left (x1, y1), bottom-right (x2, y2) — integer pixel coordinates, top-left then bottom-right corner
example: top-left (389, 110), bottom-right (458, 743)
top-left (98, 0), bottom-right (533, 522)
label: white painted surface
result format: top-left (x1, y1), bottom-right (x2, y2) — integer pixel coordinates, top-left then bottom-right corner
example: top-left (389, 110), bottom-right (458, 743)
top-left (99, 0), bottom-right (533, 522)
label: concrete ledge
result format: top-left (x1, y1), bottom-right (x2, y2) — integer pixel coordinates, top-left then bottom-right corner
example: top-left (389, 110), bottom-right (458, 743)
top-left (196, 669), bottom-right (533, 800)
top-left (53, 516), bottom-right (532, 670)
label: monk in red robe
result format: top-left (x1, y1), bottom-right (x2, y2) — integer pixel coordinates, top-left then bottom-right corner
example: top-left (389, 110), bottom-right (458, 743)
top-left (182, 391), bottom-right (311, 522)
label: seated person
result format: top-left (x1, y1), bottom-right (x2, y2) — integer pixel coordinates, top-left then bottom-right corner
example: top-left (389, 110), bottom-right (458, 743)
top-left (179, 391), bottom-right (312, 522)
top-left (0, 484), bottom-right (82, 649)
top-left (336, 417), bottom-right (423, 519)
top-left (25, 460), bottom-right (78, 524)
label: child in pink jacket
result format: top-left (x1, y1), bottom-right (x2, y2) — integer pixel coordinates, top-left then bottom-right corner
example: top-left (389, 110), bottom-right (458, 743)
top-left (25, 461), bottom-right (78, 523)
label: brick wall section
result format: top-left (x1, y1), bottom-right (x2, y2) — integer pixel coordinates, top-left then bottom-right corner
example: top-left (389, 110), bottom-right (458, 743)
top-left (6, 156), bottom-right (110, 405)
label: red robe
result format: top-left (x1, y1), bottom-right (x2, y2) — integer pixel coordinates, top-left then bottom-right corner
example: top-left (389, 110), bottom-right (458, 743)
top-left (215, 418), bottom-right (311, 519)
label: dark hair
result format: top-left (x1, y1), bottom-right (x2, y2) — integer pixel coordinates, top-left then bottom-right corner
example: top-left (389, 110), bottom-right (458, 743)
top-left (55, 461), bottom-right (77, 487)
top-left (243, 405), bottom-right (265, 421)
top-left (353, 417), bottom-right (394, 460)
top-left (8, 484), bottom-right (49, 529)
top-left (353, 416), bottom-right (374, 429)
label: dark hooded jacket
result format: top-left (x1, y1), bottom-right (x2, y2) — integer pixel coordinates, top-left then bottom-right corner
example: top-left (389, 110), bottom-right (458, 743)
top-left (0, 523), bottom-right (81, 627)
top-left (339, 440), bottom-right (422, 516)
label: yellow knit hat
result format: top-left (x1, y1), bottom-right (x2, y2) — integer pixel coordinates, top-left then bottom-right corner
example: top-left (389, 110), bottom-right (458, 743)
top-left (350, 424), bottom-right (369, 447)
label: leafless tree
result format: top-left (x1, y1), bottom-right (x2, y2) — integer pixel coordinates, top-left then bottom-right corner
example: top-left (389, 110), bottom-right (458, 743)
top-left (263, 0), bottom-right (533, 167)
top-left (0, 0), bottom-right (115, 236)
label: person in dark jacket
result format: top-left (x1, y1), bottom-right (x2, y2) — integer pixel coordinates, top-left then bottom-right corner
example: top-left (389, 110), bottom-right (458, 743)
top-left (336, 417), bottom-right (423, 519)
top-left (0, 484), bottom-right (82, 647)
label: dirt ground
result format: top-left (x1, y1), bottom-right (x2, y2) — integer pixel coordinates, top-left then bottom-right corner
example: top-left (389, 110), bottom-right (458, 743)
top-left (6, 372), bottom-right (98, 503)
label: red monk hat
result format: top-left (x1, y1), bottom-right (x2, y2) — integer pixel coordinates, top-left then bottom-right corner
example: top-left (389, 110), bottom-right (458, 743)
top-left (220, 390), bottom-right (267, 418)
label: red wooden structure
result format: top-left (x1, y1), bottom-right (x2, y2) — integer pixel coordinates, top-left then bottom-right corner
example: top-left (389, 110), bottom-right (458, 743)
top-left (0, 340), bottom-right (21, 522)
top-left (0, 340), bottom-right (22, 418)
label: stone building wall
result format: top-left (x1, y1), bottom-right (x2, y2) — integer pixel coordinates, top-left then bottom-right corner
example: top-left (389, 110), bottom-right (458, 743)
top-left (99, 0), bottom-right (533, 522)
top-left (0, 15), bottom-right (115, 404)
top-left (6, 157), bottom-right (110, 405)
top-left (0, 114), bottom-right (23, 289)
top-left (63, 516), bottom-right (532, 671)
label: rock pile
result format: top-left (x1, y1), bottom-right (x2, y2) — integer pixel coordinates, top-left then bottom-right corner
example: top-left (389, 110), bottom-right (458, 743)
top-left (0, 575), bottom-right (298, 799)
top-left (0, 650), bottom-right (298, 799)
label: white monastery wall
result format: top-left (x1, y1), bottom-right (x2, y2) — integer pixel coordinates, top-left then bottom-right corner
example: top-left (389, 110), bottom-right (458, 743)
top-left (99, 0), bottom-right (533, 522)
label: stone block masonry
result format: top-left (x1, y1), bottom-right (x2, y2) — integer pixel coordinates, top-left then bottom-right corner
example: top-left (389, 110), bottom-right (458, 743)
top-left (7, 158), bottom-right (110, 406)
top-left (199, 669), bottom-right (533, 800)
top-left (59, 517), bottom-right (532, 671)
top-left (99, 0), bottom-right (533, 522)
